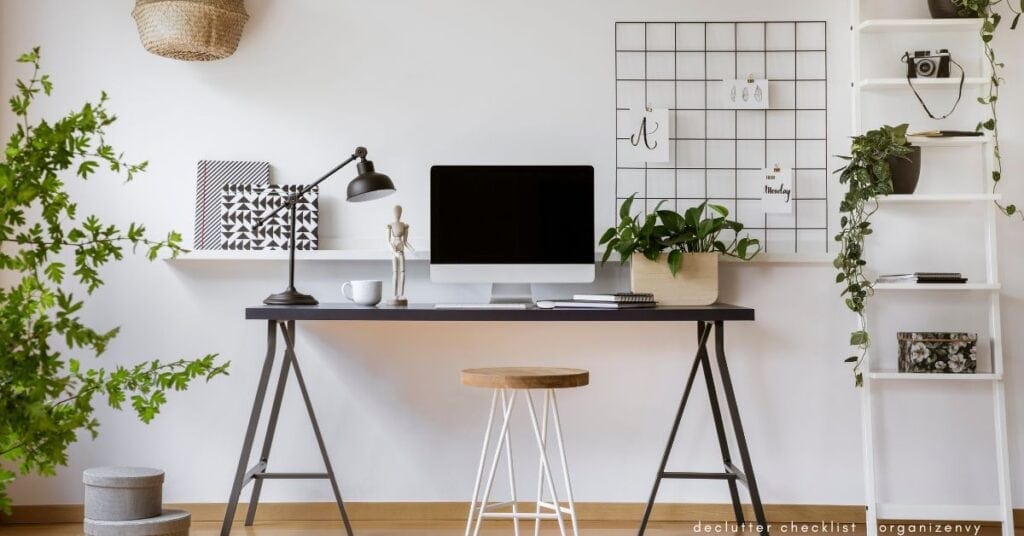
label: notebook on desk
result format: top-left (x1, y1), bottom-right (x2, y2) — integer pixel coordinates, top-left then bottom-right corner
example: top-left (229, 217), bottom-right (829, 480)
top-left (535, 300), bottom-right (657, 309)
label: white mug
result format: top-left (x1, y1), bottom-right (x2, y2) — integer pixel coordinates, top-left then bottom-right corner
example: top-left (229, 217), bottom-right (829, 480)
top-left (342, 280), bottom-right (382, 306)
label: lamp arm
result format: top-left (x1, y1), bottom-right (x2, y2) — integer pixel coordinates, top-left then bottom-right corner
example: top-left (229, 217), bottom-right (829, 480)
top-left (256, 148), bottom-right (366, 225)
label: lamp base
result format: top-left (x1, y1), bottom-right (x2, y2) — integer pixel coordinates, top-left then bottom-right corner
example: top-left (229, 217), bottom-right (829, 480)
top-left (263, 287), bottom-right (319, 306)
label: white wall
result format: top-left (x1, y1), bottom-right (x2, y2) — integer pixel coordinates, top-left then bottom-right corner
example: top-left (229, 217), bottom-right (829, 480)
top-left (1, 0), bottom-right (1022, 509)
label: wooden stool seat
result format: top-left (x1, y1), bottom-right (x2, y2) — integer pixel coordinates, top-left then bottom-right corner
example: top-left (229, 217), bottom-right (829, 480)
top-left (461, 367), bottom-right (589, 390)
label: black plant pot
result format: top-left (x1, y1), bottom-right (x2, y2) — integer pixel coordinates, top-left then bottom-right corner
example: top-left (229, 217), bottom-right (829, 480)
top-left (928, 0), bottom-right (972, 18)
top-left (887, 145), bottom-right (922, 194)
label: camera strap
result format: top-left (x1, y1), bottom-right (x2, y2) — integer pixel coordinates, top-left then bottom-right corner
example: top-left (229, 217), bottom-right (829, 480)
top-left (903, 53), bottom-right (966, 120)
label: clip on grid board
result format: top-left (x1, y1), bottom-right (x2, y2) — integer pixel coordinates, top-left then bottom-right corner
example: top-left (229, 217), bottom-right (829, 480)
top-left (615, 21), bottom-right (829, 255)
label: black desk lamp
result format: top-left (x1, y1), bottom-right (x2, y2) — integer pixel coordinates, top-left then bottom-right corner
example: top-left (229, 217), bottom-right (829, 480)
top-left (259, 147), bottom-right (395, 306)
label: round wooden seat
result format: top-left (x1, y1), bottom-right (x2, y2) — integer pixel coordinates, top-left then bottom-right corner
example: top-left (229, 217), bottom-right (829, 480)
top-left (461, 367), bottom-right (589, 390)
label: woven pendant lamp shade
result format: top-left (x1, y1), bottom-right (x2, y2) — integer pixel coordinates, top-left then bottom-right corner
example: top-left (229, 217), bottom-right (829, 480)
top-left (132, 0), bottom-right (249, 61)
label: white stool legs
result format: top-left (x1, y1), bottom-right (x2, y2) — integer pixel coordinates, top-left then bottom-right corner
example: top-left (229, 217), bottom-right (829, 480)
top-left (466, 388), bottom-right (580, 536)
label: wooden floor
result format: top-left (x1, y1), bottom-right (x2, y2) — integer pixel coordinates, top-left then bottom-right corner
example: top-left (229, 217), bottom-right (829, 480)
top-left (1, 521), bottom-right (1019, 535)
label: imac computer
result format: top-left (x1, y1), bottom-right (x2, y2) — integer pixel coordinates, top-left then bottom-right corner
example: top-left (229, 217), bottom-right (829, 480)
top-left (430, 165), bottom-right (595, 305)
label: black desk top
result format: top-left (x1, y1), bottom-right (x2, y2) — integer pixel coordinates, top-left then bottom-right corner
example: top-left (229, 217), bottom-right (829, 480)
top-left (246, 303), bottom-right (755, 322)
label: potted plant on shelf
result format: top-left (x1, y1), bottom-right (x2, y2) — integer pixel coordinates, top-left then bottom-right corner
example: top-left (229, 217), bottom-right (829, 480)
top-left (834, 123), bottom-right (914, 387)
top-left (928, 0), bottom-right (1022, 219)
top-left (599, 195), bottom-right (760, 306)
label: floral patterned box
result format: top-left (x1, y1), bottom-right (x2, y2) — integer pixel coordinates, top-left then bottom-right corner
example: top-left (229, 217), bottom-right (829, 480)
top-left (898, 332), bottom-right (978, 373)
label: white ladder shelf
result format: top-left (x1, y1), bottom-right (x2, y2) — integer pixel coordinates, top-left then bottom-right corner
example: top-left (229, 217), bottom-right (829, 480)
top-left (849, 2), bottom-right (1013, 535)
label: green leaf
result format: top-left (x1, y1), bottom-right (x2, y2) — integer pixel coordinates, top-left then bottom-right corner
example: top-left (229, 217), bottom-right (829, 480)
top-left (844, 356), bottom-right (858, 363)
top-left (667, 249), bottom-right (683, 277)
top-left (708, 203), bottom-right (729, 218)
top-left (599, 227), bottom-right (616, 245)
top-left (850, 330), bottom-right (869, 346)
top-left (619, 194), bottom-right (636, 221)
top-left (44, 262), bottom-right (65, 283)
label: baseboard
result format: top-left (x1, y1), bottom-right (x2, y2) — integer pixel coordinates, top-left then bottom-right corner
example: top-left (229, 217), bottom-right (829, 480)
top-left (2, 502), bottom-right (1021, 527)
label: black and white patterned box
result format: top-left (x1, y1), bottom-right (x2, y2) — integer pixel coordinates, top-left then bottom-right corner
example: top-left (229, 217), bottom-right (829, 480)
top-left (220, 184), bottom-right (319, 250)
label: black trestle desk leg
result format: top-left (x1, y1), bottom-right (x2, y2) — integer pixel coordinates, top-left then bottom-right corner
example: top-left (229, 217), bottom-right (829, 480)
top-left (280, 321), bottom-right (355, 536)
top-left (714, 321), bottom-right (769, 534)
top-left (222, 320), bottom-right (278, 536)
top-left (638, 321), bottom-right (713, 536)
top-left (700, 329), bottom-right (745, 525)
top-left (244, 331), bottom-right (294, 526)
top-left (638, 321), bottom-right (767, 536)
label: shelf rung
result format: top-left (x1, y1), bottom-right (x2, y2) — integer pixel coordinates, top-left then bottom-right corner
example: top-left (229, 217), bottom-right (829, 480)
top-left (858, 77), bottom-right (989, 90)
top-left (876, 193), bottom-right (1002, 204)
top-left (907, 135), bottom-right (990, 148)
top-left (875, 503), bottom-right (1005, 522)
top-left (872, 283), bottom-right (1000, 291)
top-left (869, 372), bottom-right (1001, 381)
top-left (858, 19), bottom-right (984, 33)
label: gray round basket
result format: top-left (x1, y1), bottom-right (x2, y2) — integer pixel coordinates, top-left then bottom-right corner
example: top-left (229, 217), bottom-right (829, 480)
top-left (131, 0), bottom-right (249, 61)
top-left (83, 466), bottom-right (164, 522)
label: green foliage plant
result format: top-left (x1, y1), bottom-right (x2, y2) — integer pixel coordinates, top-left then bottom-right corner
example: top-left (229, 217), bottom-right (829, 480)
top-left (0, 48), bottom-right (229, 513)
top-left (599, 194), bottom-right (760, 276)
top-left (952, 0), bottom-right (1022, 219)
top-left (834, 124), bottom-right (913, 387)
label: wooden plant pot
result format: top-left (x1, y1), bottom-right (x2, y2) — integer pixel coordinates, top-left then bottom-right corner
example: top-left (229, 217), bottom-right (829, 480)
top-left (630, 252), bottom-right (719, 306)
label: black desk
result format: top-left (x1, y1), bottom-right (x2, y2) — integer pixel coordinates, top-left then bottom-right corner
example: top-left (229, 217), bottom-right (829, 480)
top-left (224, 303), bottom-right (768, 536)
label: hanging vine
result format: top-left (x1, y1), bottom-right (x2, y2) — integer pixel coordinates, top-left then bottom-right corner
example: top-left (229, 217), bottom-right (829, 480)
top-left (835, 125), bottom-right (912, 387)
top-left (955, 0), bottom-right (1022, 218)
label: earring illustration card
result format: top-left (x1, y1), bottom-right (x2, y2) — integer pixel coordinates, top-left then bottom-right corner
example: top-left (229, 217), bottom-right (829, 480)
top-left (722, 79), bottom-right (770, 110)
top-left (762, 167), bottom-right (793, 214)
top-left (623, 107), bottom-right (670, 163)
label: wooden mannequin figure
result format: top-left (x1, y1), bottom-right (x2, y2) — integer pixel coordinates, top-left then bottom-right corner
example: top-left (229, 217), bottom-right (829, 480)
top-left (386, 205), bottom-right (412, 306)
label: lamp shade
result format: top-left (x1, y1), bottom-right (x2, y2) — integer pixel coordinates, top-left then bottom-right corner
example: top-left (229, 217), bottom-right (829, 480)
top-left (347, 160), bottom-right (396, 202)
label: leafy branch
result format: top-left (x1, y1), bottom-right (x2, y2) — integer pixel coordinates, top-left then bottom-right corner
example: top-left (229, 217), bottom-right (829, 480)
top-left (0, 48), bottom-right (229, 514)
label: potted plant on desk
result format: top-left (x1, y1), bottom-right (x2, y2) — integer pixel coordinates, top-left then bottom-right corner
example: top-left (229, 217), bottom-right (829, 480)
top-left (599, 195), bottom-right (760, 305)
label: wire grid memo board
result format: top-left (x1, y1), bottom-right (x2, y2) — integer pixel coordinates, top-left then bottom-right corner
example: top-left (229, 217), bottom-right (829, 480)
top-left (615, 21), bottom-right (830, 255)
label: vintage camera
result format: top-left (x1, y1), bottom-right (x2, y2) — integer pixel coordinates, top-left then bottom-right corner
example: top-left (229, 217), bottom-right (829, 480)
top-left (905, 49), bottom-right (952, 78)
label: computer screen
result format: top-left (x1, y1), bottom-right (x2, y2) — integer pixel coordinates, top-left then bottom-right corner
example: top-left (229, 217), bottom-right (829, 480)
top-left (430, 165), bottom-right (595, 265)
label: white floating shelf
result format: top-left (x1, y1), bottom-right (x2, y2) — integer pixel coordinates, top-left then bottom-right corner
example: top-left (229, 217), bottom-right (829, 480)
top-left (876, 193), bottom-right (1002, 204)
top-left (858, 18), bottom-right (983, 33)
top-left (167, 250), bottom-right (833, 264)
top-left (166, 250), bottom-right (431, 262)
top-left (869, 372), bottom-right (1002, 382)
top-left (858, 77), bottom-right (989, 90)
top-left (908, 135), bottom-right (990, 147)
top-left (875, 502), bottom-right (1004, 522)
top-left (873, 282), bottom-right (1000, 291)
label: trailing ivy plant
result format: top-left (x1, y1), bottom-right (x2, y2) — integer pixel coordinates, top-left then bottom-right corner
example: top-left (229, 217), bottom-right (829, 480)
top-left (952, 0), bottom-right (1023, 219)
top-left (599, 194), bottom-right (760, 275)
top-left (0, 48), bottom-right (229, 513)
top-left (834, 124), bottom-right (912, 387)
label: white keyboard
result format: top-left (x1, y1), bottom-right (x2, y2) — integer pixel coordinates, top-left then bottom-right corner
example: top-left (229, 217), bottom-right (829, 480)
top-left (434, 303), bottom-right (529, 310)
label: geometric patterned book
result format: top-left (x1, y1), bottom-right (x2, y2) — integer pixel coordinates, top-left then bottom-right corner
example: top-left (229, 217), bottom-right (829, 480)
top-left (219, 184), bottom-right (319, 250)
top-left (194, 160), bottom-right (270, 249)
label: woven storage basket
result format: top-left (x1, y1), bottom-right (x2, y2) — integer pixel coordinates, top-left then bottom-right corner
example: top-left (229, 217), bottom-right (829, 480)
top-left (132, 0), bottom-right (248, 61)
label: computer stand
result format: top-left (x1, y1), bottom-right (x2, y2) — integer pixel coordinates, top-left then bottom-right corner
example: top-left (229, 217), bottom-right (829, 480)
top-left (489, 283), bottom-right (534, 304)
